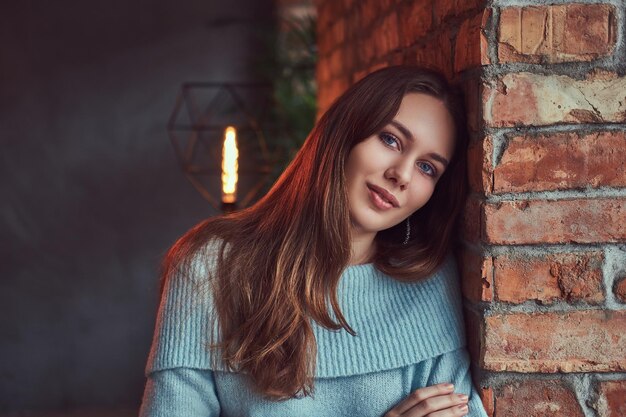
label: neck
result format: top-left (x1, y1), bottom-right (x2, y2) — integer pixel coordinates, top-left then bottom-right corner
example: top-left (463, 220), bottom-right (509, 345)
top-left (348, 230), bottom-right (377, 266)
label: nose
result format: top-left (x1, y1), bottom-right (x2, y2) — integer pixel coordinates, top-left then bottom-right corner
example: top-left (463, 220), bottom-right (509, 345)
top-left (385, 158), bottom-right (413, 190)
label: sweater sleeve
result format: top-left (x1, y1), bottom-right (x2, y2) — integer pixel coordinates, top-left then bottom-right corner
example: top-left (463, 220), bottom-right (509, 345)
top-left (410, 347), bottom-right (488, 417)
top-left (139, 367), bottom-right (221, 417)
top-left (140, 239), bottom-right (224, 416)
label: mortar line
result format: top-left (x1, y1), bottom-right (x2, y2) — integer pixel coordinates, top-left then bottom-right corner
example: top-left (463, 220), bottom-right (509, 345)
top-left (484, 187), bottom-right (626, 202)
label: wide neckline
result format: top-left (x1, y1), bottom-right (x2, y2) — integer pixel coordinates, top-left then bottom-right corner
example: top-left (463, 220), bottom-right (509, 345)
top-left (343, 262), bottom-right (376, 274)
top-left (147, 250), bottom-right (468, 378)
top-left (346, 262), bottom-right (374, 267)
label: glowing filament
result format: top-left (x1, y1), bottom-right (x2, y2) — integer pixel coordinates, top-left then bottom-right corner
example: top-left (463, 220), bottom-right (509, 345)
top-left (221, 126), bottom-right (238, 204)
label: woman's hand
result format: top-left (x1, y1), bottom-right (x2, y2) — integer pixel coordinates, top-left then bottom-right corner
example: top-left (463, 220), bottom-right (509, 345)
top-left (384, 383), bottom-right (469, 417)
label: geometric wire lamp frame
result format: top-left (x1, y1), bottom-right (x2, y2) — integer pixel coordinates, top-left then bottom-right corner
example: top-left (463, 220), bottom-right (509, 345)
top-left (167, 82), bottom-right (280, 212)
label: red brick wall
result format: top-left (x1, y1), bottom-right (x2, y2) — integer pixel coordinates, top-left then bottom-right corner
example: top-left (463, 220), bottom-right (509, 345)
top-left (315, 0), bottom-right (626, 415)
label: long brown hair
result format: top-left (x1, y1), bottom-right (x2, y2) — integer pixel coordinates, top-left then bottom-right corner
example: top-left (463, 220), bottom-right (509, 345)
top-left (159, 65), bottom-right (468, 400)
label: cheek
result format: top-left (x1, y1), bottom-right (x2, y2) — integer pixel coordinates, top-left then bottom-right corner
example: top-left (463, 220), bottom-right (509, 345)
top-left (344, 152), bottom-right (362, 180)
top-left (407, 182), bottom-right (437, 209)
top-left (345, 156), bottom-right (372, 188)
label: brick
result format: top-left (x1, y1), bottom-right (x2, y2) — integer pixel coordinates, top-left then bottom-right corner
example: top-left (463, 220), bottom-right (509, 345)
top-left (494, 380), bottom-right (584, 417)
top-left (463, 307), bottom-right (484, 370)
top-left (498, 4), bottom-right (617, 63)
top-left (484, 198), bottom-right (626, 245)
top-left (484, 310), bottom-right (626, 372)
top-left (564, 4), bottom-right (617, 57)
top-left (494, 131), bottom-right (626, 193)
top-left (459, 249), bottom-right (493, 303)
top-left (344, 46), bottom-right (359, 75)
top-left (493, 252), bottom-right (604, 305)
top-left (365, 61), bottom-right (388, 76)
top-left (593, 381), bottom-right (626, 417)
top-left (434, 0), bottom-right (456, 24)
top-left (340, 0), bottom-right (357, 13)
top-left (480, 386), bottom-right (495, 417)
top-left (434, 0), bottom-right (483, 25)
top-left (467, 136), bottom-right (493, 194)
top-left (352, 69), bottom-right (368, 84)
top-left (317, 27), bottom-right (332, 57)
top-left (317, 77), bottom-right (349, 116)
top-left (329, 48), bottom-right (344, 77)
top-left (331, 18), bottom-right (346, 46)
top-left (387, 50), bottom-right (403, 66)
top-left (326, 0), bottom-right (346, 18)
top-left (461, 76), bottom-right (483, 135)
top-left (398, 0), bottom-right (432, 48)
top-left (461, 195), bottom-right (483, 242)
top-left (413, 29), bottom-right (454, 80)
top-left (498, 6), bottom-right (545, 64)
top-left (483, 71), bottom-right (626, 127)
top-left (359, 32), bottom-right (378, 65)
top-left (358, 0), bottom-right (383, 29)
top-left (615, 277), bottom-right (626, 303)
top-left (316, 1), bottom-right (334, 31)
top-left (345, 11), bottom-right (360, 43)
top-left (317, 56), bottom-right (331, 85)
top-left (378, 0), bottom-right (395, 13)
top-left (454, 10), bottom-right (491, 74)
top-left (375, 11), bottom-right (400, 55)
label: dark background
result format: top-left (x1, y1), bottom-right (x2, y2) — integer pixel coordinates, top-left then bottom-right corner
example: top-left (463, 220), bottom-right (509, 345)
top-left (0, 0), bottom-right (274, 414)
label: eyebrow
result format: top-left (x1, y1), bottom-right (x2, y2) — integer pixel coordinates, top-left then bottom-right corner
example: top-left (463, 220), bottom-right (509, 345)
top-left (389, 120), bottom-right (450, 168)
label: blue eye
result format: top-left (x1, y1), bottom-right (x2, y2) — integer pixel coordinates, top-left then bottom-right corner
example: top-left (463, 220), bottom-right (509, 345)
top-left (379, 133), bottom-right (399, 149)
top-left (418, 162), bottom-right (437, 177)
top-left (379, 132), bottom-right (438, 178)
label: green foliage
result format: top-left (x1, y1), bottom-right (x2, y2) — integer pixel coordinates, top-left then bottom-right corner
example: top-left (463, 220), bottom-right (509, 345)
top-left (253, 13), bottom-right (318, 187)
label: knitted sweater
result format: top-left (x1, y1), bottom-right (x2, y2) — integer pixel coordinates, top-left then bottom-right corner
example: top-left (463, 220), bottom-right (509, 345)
top-left (140, 241), bottom-right (488, 417)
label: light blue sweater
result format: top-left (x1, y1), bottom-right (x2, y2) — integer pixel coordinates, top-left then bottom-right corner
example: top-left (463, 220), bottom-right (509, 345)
top-left (140, 242), bottom-right (488, 417)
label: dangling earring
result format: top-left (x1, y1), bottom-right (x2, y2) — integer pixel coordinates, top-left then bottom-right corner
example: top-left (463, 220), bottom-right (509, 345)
top-left (403, 216), bottom-right (411, 245)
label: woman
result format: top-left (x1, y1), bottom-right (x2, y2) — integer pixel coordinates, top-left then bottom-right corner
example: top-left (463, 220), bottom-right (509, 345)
top-left (140, 65), bottom-right (489, 417)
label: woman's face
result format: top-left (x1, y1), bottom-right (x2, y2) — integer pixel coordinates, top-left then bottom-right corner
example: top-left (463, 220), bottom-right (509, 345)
top-left (344, 92), bottom-right (456, 238)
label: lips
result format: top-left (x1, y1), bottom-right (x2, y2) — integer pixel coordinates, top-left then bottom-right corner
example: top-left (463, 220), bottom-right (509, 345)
top-left (367, 183), bottom-right (399, 208)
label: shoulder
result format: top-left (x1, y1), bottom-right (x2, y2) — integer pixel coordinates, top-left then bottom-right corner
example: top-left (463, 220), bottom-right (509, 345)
top-left (169, 237), bottom-right (226, 284)
top-left (146, 237), bottom-right (227, 374)
top-left (384, 251), bottom-right (463, 315)
top-left (431, 251), bottom-right (463, 307)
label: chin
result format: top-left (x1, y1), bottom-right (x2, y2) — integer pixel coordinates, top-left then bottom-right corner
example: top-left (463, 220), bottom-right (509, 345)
top-left (353, 213), bottom-right (396, 234)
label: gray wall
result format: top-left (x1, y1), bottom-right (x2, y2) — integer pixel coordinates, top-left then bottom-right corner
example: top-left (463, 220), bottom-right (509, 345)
top-left (0, 0), bottom-right (273, 412)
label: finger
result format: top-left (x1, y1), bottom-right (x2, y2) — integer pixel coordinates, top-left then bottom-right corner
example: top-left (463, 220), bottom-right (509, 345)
top-left (391, 383), bottom-right (454, 414)
top-left (404, 392), bottom-right (468, 417)
top-left (422, 401), bottom-right (469, 417)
